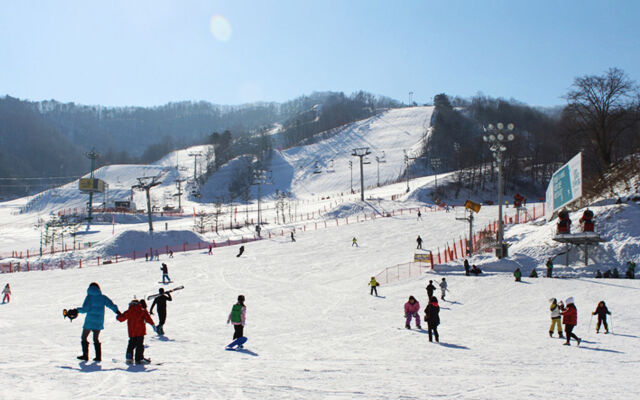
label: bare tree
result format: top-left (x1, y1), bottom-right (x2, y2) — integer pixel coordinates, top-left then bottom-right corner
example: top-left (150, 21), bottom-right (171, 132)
top-left (563, 68), bottom-right (639, 170)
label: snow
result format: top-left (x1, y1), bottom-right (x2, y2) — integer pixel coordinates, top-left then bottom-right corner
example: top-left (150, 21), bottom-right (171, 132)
top-left (1, 106), bottom-right (639, 399)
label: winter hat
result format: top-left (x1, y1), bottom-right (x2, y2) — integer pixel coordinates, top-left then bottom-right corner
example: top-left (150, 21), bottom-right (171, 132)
top-left (237, 295), bottom-right (245, 303)
top-left (565, 297), bottom-right (574, 305)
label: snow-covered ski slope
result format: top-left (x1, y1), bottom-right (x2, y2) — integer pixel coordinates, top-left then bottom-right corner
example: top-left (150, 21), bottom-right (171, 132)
top-left (1, 201), bottom-right (639, 399)
top-left (202, 106), bottom-right (433, 200)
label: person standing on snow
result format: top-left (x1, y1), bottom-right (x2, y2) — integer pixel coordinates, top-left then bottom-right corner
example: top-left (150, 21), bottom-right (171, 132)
top-left (424, 296), bottom-right (440, 342)
top-left (2, 283), bottom-right (11, 303)
top-left (416, 236), bottom-right (423, 250)
top-left (426, 280), bottom-right (436, 300)
top-left (291, 231), bottom-right (296, 242)
top-left (592, 301), bottom-right (611, 334)
top-left (463, 259), bottom-right (470, 276)
top-left (161, 263), bottom-right (171, 283)
top-left (117, 298), bottom-right (155, 365)
top-left (404, 296), bottom-right (421, 329)
top-left (546, 258), bottom-right (553, 278)
top-left (513, 268), bottom-right (522, 282)
top-left (352, 237), bottom-right (359, 247)
top-left (369, 276), bottom-right (380, 296)
top-left (560, 297), bottom-right (581, 346)
top-left (227, 295), bottom-right (247, 345)
top-left (150, 288), bottom-right (172, 335)
top-left (417, 210), bottom-right (422, 220)
top-left (439, 278), bottom-right (447, 301)
top-left (73, 282), bottom-right (120, 362)
top-left (548, 298), bottom-right (564, 338)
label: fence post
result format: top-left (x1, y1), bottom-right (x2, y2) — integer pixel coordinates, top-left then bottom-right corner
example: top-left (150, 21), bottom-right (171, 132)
top-left (116, 254), bottom-right (118, 263)
top-left (80, 259), bottom-right (82, 268)
top-left (183, 243), bottom-right (186, 252)
top-left (133, 251), bottom-right (136, 261)
top-left (60, 260), bottom-right (64, 270)
top-left (97, 257), bottom-right (100, 266)
top-left (41, 263), bottom-right (43, 271)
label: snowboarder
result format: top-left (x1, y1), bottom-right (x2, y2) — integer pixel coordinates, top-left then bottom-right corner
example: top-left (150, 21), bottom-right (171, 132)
top-left (439, 278), bottom-right (447, 300)
top-left (404, 296), bottom-right (421, 329)
top-left (626, 261), bottom-right (636, 279)
top-left (291, 231), bottom-right (296, 242)
top-left (352, 237), bottom-right (358, 247)
top-left (416, 236), bottom-right (423, 250)
top-left (514, 268), bottom-right (522, 282)
top-left (2, 283), bottom-right (10, 303)
top-left (471, 264), bottom-right (482, 276)
top-left (369, 276), bottom-right (379, 296)
top-left (546, 258), bottom-right (553, 278)
top-left (149, 288), bottom-right (172, 335)
top-left (425, 280), bottom-right (436, 300)
top-left (227, 295), bottom-right (246, 345)
top-left (560, 297), bottom-right (581, 346)
top-left (595, 269), bottom-right (602, 278)
top-left (464, 259), bottom-right (470, 276)
top-left (592, 301), bottom-right (611, 334)
top-left (417, 210), bottom-right (422, 220)
top-left (161, 263), bottom-right (171, 283)
top-left (117, 298), bottom-right (155, 365)
top-left (73, 282), bottom-right (120, 362)
top-left (548, 298), bottom-right (564, 338)
top-left (529, 268), bottom-right (538, 278)
top-left (208, 244), bottom-right (213, 255)
top-left (423, 296), bottom-right (440, 342)
top-left (236, 245), bottom-right (245, 257)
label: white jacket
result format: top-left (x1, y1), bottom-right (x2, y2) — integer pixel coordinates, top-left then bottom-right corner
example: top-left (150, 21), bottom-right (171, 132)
top-left (550, 302), bottom-right (561, 319)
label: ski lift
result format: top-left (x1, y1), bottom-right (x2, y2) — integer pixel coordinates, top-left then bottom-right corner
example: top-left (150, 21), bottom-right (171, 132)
top-left (363, 156), bottom-right (372, 164)
top-left (326, 159), bottom-right (335, 173)
top-left (313, 161), bottom-right (322, 174)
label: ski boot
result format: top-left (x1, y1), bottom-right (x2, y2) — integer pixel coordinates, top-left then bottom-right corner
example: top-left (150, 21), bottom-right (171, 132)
top-left (137, 358), bottom-right (151, 365)
top-left (93, 342), bottom-right (101, 362)
top-left (77, 341), bottom-right (89, 361)
top-left (549, 331), bottom-right (553, 338)
top-left (405, 324), bottom-right (410, 330)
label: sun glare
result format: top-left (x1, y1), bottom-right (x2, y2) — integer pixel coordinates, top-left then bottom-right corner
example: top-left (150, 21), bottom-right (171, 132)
top-left (209, 15), bottom-right (232, 42)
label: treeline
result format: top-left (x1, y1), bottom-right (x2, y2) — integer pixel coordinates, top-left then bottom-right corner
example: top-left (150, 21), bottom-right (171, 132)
top-left (422, 68), bottom-right (640, 198)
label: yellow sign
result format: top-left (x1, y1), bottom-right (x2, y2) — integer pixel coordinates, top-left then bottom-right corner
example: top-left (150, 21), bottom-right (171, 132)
top-left (464, 200), bottom-right (481, 213)
top-left (79, 178), bottom-right (105, 193)
top-left (414, 252), bottom-right (432, 263)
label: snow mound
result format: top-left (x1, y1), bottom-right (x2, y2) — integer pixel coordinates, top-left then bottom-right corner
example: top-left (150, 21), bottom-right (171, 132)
top-left (97, 229), bottom-right (205, 257)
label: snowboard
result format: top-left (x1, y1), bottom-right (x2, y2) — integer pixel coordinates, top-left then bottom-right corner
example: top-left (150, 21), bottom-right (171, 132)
top-left (225, 336), bottom-right (248, 350)
top-left (148, 285), bottom-right (184, 299)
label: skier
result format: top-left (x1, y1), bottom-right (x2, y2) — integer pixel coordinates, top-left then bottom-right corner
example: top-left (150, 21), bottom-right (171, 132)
top-left (169, 250), bottom-right (174, 258)
top-left (149, 288), bottom-right (172, 335)
top-left (291, 231), bottom-right (296, 242)
top-left (417, 210), bottom-right (422, 220)
top-left (548, 298), bottom-right (564, 338)
top-left (560, 297), bottom-right (581, 346)
top-left (439, 278), bottom-right (447, 300)
top-left (236, 245), bottom-right (245, 257)
top-left (227, 295), bottom-right (246, 346)
top-left (404, 295), bottom-right (421, 329)
top-left (626, 261), bottom-right (636, 279)
top-left (546, 258), bottom-right (553, 278)
top-left (208, 244), bottom-right (213, 255)
top-left (423, 296), bottom-right (440, 342)
top-left (2, 283), bottom-right (10, 303)
top-left (425, 280), bottom-right (436, 300)
top-left (73, 282), bottom-right (120, 362)
top-left (368, 276), bottom-right (379, 296)
top-left (352, 237), bottom-right (359, 247)
top-left (513, 268), bottom-right (522, 282)
top-left (592, 301), bottom-right (611, 334)
top-left (529, 268), bottom-right (538, 278)
top-left (161, 263), bottom-right (171, 283)
top-left (464, 259), bottom-right (470, 276)
top-left (117, 298), bottom-right (155, 365)
top-left (255, 225), bottom-right (261, 238)
top-left (416, 236), bottom-right (423, 250)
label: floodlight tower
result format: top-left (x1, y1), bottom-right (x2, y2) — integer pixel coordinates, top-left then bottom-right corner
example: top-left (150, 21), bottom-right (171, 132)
top-left (351, 147), bottom-right (371, 201)
top-left (483, 122), bottom-right (515, 258)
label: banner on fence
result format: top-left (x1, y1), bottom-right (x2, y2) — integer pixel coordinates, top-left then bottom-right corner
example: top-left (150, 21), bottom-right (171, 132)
top-left (413, 249), bottom-right (435, 269)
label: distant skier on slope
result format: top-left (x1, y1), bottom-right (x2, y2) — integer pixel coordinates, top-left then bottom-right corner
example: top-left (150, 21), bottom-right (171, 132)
top-left (546, 258), bottom-right (553, 278)
top-left (236, 245), bottom-right (245, 257)
top-left (404, 296), bottom-right (421, 329)
top-left (369, 276), bottom-right (379, 296)
top-left (352, 237), bottom-right (359, 247)
top-left (425, 280), bottom-right (436, 300)
top-left (464, 259), bottom-right (470, 276)
top-left (161, 263), bottom-right (171, 283)
top-left (416, 236), bottom-right (423, 249)
top-left (2, 283), bottom-right (11, 303)
top-left (117, 298), bottom-right (155, 365)
top-left (149, 288), bottom-right (172, 335)
top-left (592, 301), bottom-right (611, 334)
top-left (439, 278), bottom-right (447, 301)
top-left (423, 296), bottom-right (440, 342)
top-left (560, 297), bottom-right (581, 346)
top-left (548, 298), bottom-right (564, 338)
top-left (513, 268), bottom-right (522, 282)
top-left (73, 282), bottom-right (120, 362)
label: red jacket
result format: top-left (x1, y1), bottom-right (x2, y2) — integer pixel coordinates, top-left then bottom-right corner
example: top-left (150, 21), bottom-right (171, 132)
top-left (404, 300), bottom-right (420, 315)
top-left (560, 304), bottom-right (577, 326)
top-left (117, 303), bottom-right (155, 337)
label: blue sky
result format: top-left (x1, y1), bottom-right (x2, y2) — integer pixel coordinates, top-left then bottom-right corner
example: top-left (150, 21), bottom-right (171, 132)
top-left (1, 1), bottom-right (639, 107)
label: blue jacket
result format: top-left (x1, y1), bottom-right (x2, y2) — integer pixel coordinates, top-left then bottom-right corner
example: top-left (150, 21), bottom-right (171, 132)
top-left (77, 285), bottom-right (119, 330)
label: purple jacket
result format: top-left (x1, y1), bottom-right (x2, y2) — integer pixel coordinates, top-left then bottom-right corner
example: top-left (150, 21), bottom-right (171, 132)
top-left (404, 301), bottom-right (420, 315)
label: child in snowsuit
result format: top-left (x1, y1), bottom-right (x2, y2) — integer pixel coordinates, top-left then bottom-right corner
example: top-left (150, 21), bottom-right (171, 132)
top-left (227, 295), bottom-right (246, 344)
top-left (592, 301), bottom-right (611, 334)
top-left (150, 288), bottom-right (172, 335)
top-left (369, 277), bottom-right (379, 296)
top-left (161, 263), bottom-right (170, 283)
top-left (426, 280), bottom-right (436, 300)
top-left (514, 268), bottom-right (522, 282)
top-left (117, 299), bottom-right (156, 364)
top-left (424, 296), bottom-right (440, 342)
top-left (352, 237), bottom-right (358, 247)
top-left (2, 283), bottom-right (10, 303)
top-left (549, 298), bottom-right (563, 338)
top-left (74, 282), bottom-right (120, 362)
top-left (560, 297), bottom-right (581, 346)
top-left (439, 278), bottom-right (447, 300)
top-left (404, 296), bottom-right (421, 329)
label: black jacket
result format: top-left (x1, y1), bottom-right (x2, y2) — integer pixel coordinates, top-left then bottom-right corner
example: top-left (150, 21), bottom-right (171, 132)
top-left (150, 293), bottom-right (172, 314)
top-left (424, 302), bottom-right (440, 326)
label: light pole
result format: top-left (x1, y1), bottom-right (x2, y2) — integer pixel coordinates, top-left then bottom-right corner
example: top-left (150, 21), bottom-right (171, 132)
top-left (375, 153), bottom-right (386, 187)
top-left (352, 147), bottom-right (371, 201)
top-left (483, 122), bottom-right (515, 259)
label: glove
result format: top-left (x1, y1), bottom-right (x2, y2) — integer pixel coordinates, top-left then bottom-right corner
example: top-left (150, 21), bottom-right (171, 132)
top-left (116, 310), bottom-right (122, 317)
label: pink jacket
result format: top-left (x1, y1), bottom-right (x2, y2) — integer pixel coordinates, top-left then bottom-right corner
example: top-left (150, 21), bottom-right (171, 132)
top-left (404, 301), bottom-right (420, 315)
